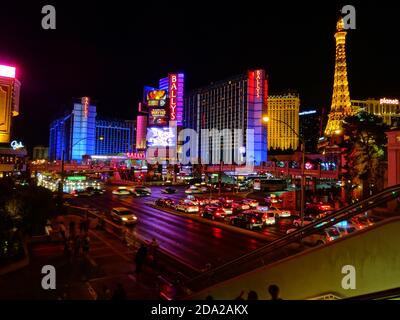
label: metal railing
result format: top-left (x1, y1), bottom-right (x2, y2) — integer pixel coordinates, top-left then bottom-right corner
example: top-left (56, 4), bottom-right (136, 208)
top-left (183, 184), bottom-right (400, 293)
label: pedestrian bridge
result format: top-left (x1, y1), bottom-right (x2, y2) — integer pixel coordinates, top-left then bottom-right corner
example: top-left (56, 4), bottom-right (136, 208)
top-left (204, 163), bottom-right (338, 179)
top-left (185, 185), bottom-right (400, 299)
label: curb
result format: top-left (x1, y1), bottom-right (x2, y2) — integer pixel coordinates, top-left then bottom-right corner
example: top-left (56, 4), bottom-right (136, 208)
top-left (147, 203), bottom-right (271, 242)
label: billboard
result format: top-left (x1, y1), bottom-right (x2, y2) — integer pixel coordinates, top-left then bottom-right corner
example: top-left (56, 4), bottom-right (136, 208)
top-left (146, 90), bottom-right (167, 107)
top-left (149, 108), bottom-right (168, 125)
top-left (147, 127), bottom-right (176, 147)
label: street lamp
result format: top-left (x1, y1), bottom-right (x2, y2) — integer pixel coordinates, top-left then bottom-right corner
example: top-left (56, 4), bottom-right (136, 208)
top-left (263, 116), bottom-right (306, 227)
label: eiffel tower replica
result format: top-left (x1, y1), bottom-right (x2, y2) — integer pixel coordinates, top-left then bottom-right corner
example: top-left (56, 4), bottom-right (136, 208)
top-left (322, 17), bottom-right (355, 146)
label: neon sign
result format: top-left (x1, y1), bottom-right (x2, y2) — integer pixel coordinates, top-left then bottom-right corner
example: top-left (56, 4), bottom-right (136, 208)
top-left (299, 110), bottom-right (317, 116)
top-left (256, 70), bottom-right (262, 98)
top-left (0, 65), bottom-right (16, 78)
top-left (168, 74), bottom-right (184, 125)
top-left (126, 152), bottom-right (146, 160)
top-left (169, 74), bottom-right (178, 121)
top-left (10, 140), bottom-right (24, 150)
top-left (305, 162), bottom-right (313, 170)
top-left (81, 97), bottom-right (90, 118)
top-left (380, 98), bottom-right (399, 105)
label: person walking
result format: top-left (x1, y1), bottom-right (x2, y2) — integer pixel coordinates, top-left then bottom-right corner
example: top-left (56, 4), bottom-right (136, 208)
top-left (135, 244), bottom-right (147, 273)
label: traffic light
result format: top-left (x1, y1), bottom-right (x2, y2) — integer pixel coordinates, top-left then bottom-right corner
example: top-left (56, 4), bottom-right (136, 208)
top-left (158, 164), bottom-right (163, 173)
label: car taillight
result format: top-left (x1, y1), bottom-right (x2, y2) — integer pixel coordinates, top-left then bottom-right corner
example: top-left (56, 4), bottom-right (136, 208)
top-left (251, 218), bottom-right (255, 223)
top-left (328, 236), bottom-right (334, 241)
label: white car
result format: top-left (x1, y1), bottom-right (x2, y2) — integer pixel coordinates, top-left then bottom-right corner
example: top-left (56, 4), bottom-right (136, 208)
top-left (267, 206), bottom-right (291, 218)
top-left (293, 216), bottom-right (314, 227)
top-left (185, 185), bottom-right (203, 194)
top-left (175, 200), bottom-right (199, 213)
top-left (263, 212), bottom-right (276, 225)
top-left (112, 187), bottom-right (131, 196)
top-left (129, 185), bottom-right (151, 196)
top-left (110, 207), bottom-right (138, 225)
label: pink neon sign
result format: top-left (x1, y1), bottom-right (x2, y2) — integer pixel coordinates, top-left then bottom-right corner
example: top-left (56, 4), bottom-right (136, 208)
top-left (0, 65), bottom-right (16, 78)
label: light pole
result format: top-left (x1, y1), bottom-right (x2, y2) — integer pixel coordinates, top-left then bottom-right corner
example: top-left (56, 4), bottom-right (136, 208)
top-left (263, 116), bottom-right (306, 227)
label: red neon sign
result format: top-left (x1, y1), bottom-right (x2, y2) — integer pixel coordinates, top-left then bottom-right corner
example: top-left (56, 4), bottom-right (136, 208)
top-left (126, 152), bottom-right (146, 160)
top-left (256, 70), bottom-right (262, 98)
top-left (0, 65), bottom-right (16, 78)
top-left (81, 97), bottom-right (89, 118)
top-left (169, 74), bottom-right (177, 121)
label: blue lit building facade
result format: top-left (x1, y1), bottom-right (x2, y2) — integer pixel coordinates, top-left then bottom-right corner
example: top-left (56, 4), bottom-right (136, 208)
top-left (49, 97), bottom-right (136, 162)
top-left (96, 118), bottom-right (135, 155)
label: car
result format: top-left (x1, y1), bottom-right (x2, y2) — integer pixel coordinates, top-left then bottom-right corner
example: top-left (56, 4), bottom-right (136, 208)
top-left (110, 207), bottom-right (138, 225)
top-left (86, 186), bottom-right (105, 195)
top-left (333, 220), bottom-right (357, 236)
top-left (112, 187), bottom-right (131, 196)
top-left (201, 206), bottom-right (226, 220)
top-left (230, 212), bottom-right (264, 230)
top-left (231, 201), bottom-right (251, 212)
top-left (306, 202), bottom-right (334, 212)
top-left (293, 216), bottom-right (315, 227)
top-left (161, 187), bottom-right (176, 194)
top-left (302, 228), bottom-right (340, 246)
top-left (350, 215), bottom-right (374, 230)
top-left (155, 198), bottom-right (175, 208)
top-left (72, 189), bottom-right (93, 197)
top-left (242, 199), bottom-right (259, 208)
top-left (129, 185), bottom-right (151, 196)
top-left (175, 200), bottom-right (199, 213)
top-left (259, 211), bottom-right (276, 225)
top-left (221, 203), bottom-right (233, 216)
top-left (184, 185), bottom-right (203, 194)
top-left (266, 206), bottom-right (291, 218)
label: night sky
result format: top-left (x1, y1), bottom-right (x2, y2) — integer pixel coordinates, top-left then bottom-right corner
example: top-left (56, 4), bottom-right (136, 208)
top-left (0, 1), bottom-right (399, 151)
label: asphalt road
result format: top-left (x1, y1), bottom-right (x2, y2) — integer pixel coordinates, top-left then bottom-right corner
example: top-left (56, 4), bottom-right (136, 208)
top-left (68, 186), bottom-right (295, 270)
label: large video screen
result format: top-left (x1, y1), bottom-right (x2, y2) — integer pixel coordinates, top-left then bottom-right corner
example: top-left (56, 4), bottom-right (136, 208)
top-left (147, 127), bottom-right (176, 147)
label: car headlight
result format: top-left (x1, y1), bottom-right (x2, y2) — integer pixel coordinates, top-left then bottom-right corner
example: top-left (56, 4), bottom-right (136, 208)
top-left (132, 216), bottom-right (137, 220)
top-left (122, 217), bottom-right (128, 221)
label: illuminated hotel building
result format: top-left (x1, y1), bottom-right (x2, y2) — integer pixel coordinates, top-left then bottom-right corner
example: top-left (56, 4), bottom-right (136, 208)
top-left (49, 97), bottom-right (136, 161)
top-left (267, 93), bottom-right (300, 151)
top-left (351, 98), bottom-right (400, 127)
top-left (184, 70), bottom-right (268, 165)
top-left (0, 64), bottom-right (26, 178)
top-left (0, 64), bottom-right (20, 144)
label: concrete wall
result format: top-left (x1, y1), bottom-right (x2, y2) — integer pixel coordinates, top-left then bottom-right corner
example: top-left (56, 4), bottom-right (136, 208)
top-left (191, 217), bottom-right (400, 300)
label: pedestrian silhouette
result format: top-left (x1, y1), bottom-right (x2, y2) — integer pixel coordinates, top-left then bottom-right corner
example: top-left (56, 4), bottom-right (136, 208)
top-left (149, 238), bottom-right (159, 267)
top-left (268, 284), bottom-right (282, 300)
top-left (247, 290), bottom-right (258, 300)
top-left (112, 283), bottom-right (127, 300)
top-left (135, 244), bottom-right (148, 273)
